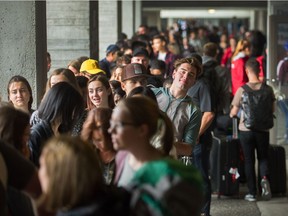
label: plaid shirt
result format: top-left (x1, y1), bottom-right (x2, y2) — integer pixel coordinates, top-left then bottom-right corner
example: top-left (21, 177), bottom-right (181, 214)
top-left (156, 51), bottom-right (179, 78)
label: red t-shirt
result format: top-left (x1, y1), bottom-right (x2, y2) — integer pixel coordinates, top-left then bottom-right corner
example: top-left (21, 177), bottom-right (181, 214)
top-left (231, 54), bottom-right (249, 95)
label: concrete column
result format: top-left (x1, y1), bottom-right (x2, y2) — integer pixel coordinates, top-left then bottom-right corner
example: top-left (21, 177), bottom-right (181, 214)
top-left (267, 0), bottom-right (288, 81)
top-left (267, 0), bottom-right (288, 144)
top-left (167, 18), bottom-right (174, 29)
top-left (134, 0), bottom-right (142, 32)
top-left (121, 0), bottom-right (134, 39)
top-left (144, 11), bottom-right (162, 31)
top-left (256, 10), bottom-right (267, 33)
top-left (250, 10), bottom-right (267, 33)
top-left (0, 1), bottom-right (46, 108)
top-left (249, 10), bottom-right (256, 30)
top-left (98, 0), bottom-right (119, 60)
top-left (47, 1), bottom-right (90, 72)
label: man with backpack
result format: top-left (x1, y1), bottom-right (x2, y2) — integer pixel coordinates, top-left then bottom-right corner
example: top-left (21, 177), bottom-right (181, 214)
top-left (230, 58), bottom-right (275, 202)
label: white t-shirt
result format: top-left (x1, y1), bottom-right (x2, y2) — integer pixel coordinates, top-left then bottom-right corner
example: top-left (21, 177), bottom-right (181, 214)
top-left (158, 52), bottom-right (167, 62)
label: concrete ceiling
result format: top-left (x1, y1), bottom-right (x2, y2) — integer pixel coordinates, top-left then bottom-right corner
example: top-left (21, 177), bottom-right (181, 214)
top-left (142, 1), bottom-right (267, 20)
top-left (160, 9), bottom-right (253, 18)
top-left (142, 0), bottom-right (267, 10)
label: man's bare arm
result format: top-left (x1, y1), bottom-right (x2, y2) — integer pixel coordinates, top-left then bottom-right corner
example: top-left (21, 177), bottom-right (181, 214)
top-left (198, 111), bottom-right (215, 137)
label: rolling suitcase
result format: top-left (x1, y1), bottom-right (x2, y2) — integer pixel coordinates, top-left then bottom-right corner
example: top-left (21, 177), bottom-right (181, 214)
top-left (258, 145), bottom-right (287, 196)
top-left (210, 118), bottom-right (241, 197)
top-left (210, 135), bottom-right (240, 197)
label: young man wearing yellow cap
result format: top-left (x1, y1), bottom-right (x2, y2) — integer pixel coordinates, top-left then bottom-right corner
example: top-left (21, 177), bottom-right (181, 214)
top-left (80, 59), bottom-right (106, 79)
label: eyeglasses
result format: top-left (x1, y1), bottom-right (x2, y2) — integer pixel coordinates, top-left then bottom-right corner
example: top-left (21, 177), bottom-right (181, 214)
top-left (109, 121), bottom-right (136, 132)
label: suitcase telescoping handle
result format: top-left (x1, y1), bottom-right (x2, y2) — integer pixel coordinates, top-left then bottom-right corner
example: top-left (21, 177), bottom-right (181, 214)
top-left (232, 117), bottom-right (238, 139)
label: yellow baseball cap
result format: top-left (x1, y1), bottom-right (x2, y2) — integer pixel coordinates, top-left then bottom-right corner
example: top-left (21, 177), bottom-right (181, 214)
top-left (80, 59), bottom-right (106, 75)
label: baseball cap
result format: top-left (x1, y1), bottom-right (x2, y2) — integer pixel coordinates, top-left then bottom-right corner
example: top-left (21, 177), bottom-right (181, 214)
top-left (132, 47), bottom-right (149, 58)
top-left (106, 44), bottom-right (120, 54)
top-left (131, 40), bottom-right (147, 51)
top-left (121, 63), bottom-right (149, 82)
top-left (80, 59), bottom-right (106, 75)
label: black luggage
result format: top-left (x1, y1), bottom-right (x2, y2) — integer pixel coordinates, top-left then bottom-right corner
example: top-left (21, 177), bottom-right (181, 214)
top-left (258, 145), bottom-right (287, 196)
top-left (210, 117), bottom-right (242, 197)
top-left (210, 135), bottom-right (240, 197)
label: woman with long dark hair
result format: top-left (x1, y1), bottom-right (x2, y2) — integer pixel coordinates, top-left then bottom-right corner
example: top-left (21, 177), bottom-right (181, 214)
top-left (28, 82), bottom-right (84, 166)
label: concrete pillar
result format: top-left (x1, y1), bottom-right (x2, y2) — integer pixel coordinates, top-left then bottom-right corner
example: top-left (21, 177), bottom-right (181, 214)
top-left (121, 0), bottom-right (134, 39)
top-left (267, 0), bottom-right (288, 82)
top-left (47, 1), bottom-right (90, 72)
top-left (144, 11), bottom-right (162, 31)
top-left (249, 10), bottom-right (256, 30)
top-left (98, 0), bottom-right (119, 60)
top-left (267, 0), bottom-right (288, 144)
top-left (250, 10), bottom-right (267, 33)
top-left (134, 0), bottom-right (142, 32)
top-left (256, 10), bottom-right (267, 33)
top-left (167, 18), bottom-right (174, 29)
top-left (0, 1), bottom-right (46, 108)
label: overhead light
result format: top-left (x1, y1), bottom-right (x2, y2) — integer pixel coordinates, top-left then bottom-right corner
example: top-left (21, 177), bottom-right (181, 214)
top-left (208, 9), bottom-right (216, 14)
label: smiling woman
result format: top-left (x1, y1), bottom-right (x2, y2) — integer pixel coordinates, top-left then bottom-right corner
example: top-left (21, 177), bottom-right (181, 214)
top-left (87, 74), bottom-right (114, 110)
top-left (7, 75), bottom-right (33, 114)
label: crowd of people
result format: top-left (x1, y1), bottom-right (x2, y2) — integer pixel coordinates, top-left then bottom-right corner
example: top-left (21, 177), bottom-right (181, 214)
top-left (0, 23), bottom-right (275, 216)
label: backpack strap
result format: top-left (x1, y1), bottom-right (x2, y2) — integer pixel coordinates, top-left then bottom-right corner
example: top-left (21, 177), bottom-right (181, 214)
top-left (260, 82), bottom-right (268, 90)
top-left (242, 84), bottom-right (252, 92)
top-left (243, 83), bottom-right (265, 91)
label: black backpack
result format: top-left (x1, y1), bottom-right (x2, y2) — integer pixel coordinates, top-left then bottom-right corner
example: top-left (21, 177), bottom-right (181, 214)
top-left (241, 83), bottom-right (274, 131)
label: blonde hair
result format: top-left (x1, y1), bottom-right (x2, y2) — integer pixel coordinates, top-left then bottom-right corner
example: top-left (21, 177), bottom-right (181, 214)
top-left (38, 135), bottom-right (104, 211)
top-left (232, 39), bottom-right (250, 60)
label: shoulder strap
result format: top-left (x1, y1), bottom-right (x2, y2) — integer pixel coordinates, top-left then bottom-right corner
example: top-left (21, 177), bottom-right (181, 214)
top-left (260, 83), bottom-right (266, 90)
top-left (243, 83), bottom-right (267, 91)
top-left (242, 84), bottom-right (251, 92)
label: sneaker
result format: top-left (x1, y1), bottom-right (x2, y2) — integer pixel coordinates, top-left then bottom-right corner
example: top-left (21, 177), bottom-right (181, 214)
top-left (244, 194), bottom-right (256, 202)
top-left (261, 178), bottom-right (272, 201)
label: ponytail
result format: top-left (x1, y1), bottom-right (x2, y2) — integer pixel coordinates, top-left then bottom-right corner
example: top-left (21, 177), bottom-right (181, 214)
top-left (122, 96), bottom-right (175, 156)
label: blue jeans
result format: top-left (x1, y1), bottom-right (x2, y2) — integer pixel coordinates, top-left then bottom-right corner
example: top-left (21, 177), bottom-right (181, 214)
top-left (239, 130), bottom-right (269, 195)
top-left (192, 132), bottom-right (212, 216)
